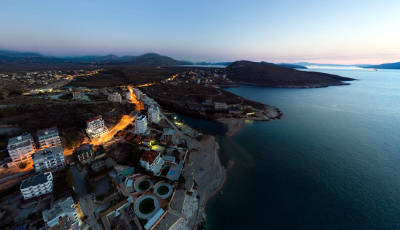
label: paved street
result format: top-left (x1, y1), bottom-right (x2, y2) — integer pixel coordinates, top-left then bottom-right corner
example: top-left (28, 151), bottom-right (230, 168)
top-left (79, 195), bottom-right (102, 230)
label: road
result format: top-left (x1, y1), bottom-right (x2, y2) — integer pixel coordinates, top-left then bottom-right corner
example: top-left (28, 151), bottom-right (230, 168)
top-left (70, 165), bottom-right (88, 197)
top-left (79, 195), bottom-right (102, 230)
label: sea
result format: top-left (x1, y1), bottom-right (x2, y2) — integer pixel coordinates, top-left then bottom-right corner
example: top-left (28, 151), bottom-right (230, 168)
top-left (179, 67), bottom-right (400, 229)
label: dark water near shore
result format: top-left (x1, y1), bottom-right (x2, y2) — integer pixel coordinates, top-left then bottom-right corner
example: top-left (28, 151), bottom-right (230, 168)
top-left (181, 68), bottom-right (400, 229)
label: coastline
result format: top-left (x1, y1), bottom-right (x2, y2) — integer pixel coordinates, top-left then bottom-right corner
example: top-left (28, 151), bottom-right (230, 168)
top-left (234, 81), bottom-right (351, 88)
top-left (216, 105), bottom-right (282, 136)
top-left (183, 135), bottom-right (226, 228)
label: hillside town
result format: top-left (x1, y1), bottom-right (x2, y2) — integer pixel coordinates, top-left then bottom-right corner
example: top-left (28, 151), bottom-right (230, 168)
top-left (0, 66), bottom-right (282, 230)
top-left (0, 69), bottom-right (100, 94)
top-left (0, 79), bottom-right (225, 230)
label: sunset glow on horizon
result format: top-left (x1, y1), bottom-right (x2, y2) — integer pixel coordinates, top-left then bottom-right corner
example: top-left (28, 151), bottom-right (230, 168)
top-left (0, 0), bottom-right (399, 65)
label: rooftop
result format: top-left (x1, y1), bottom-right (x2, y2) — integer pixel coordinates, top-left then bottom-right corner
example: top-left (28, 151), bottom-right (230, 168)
top-left (8, 133), bottom-right (33, 148)
top-left (74, 144), bottom-right (93, 154)
top-left (37, 127), bottom-right (59, 138)
top-left (163, 128), bottom-right (175, 136)
top-left (137, 114), bottom-right (147, 121)
top-left (141, 151), bottom-right (159, 165)
top-left (32, 146), bottom-right (63, 160)
top-left (42, 196), bottom-right (76, 225)
top-left (87, 115), bottom-right (103, 123)
top-left (20, 172), bottom-right (52, 189)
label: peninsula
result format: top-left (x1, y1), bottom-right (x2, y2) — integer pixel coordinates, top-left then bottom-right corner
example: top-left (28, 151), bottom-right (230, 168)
top-left (226, 61), bottom-right (355, 88)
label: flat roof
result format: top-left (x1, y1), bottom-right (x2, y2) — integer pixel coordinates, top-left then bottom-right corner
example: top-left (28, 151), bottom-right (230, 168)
top-left (21, 172), bottom-right (52, 189)
top-left (37, 127), bottom-right (59, 137)
top-left (75, 144), bottom-right (93, 154)
top-left (42, 196), bottom-right (75, 223)
top-left (32, 146), bottom-right (63, 160)
top-left (87, 115), bottom-right (103, 123)
top-left (8, 133), bottom-right (33, 147)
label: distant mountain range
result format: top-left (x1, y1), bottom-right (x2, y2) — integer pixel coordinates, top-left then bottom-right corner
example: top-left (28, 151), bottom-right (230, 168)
top-left (226, 61), bottom-right (354, 88)
top-left (1, 50), bottom-right (398, 71)
top-left (0, 50), bottom-right (309, 69)
top-left (362, 62), bottom-right (400, 69)
top-left (0, 50), bottom-right (190, 69)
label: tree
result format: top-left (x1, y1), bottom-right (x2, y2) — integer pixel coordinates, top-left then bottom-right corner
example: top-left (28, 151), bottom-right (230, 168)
top-left (18, 162), bottom-right (27, 169)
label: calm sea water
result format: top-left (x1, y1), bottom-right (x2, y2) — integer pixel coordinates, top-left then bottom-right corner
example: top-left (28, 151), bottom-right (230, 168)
top-left (183, 68), bottom-right (400, 229)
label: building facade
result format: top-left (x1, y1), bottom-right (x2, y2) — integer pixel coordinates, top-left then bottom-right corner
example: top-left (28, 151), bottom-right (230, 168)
top-left (139, 151), bottom-right (164, 175)
top-left (20, 172), bottom-right (53, 200)
top-left (32, 146), bottom-right (65, 172)
top-left (72, 89), bottom-right (82, 100)
top-left (74, 144), bottom-right (94, 164)
top-left (7, 133), bottom-right (35, 164)
top-left (86, 115), bottom-right (108, 139)
top-left (134, 115), bottom-right (148, 135)
top-left (42, 196), bottom-right (79, 230)
top-left (108, 92), bottom-right (122, 103)
top-left (214, 102), bottom-right (228, 111)
top-left (37, 127), bottom-right (62, 149)
top-left (147, 106), bottom-right (161, 124)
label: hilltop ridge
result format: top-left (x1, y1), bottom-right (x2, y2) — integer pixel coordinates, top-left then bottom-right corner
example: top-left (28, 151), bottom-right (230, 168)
top-left (226, 61), bottom-right (354, 88)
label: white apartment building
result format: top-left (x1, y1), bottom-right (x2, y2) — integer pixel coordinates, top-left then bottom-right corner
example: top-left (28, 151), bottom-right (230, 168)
top-left (125, 91), bottom-right (131, 100)
top-left (20, 172), bottom-right (53, 200)
top-left (32, 146), bottom-right (65, 172)
top-left (134, 115), bottom-right (148, 135)
top-left (148, 106), bottom-right (161, 124)
top-left (86, 115), bottom-right (108, 139)
top-left (133, 87), bottom-right (142, 100)
top-left (108, 92), bottom-right (122, 103)
top-left (214, 102), bottom-right (228, 111)
top-left (139, 151), bottom-right (165, 175)
top-left (42, 196), bottom-right (79, 230)
top-left (7, 133), bottom-right (35, 164)
top-left (71, 89), bottom-right (82, 100)
top-left (37, 127), bottom-right (62, 148)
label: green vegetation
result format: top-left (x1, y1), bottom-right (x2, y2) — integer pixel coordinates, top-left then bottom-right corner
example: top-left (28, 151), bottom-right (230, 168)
top-left (18, 162), bottom-right (27, 169)
top-left (0, 107), bottom-right (18, 118)
top-left (139, 198), bottom-right (155, 214)
top-left (138, 180), bottom-right (150, 191)
top-left (59, 93), bottom-right (72, 100)
top-left (157, 185), bottom-right (170, 196)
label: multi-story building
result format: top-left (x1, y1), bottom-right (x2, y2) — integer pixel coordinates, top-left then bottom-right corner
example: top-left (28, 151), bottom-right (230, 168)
top-left (161, 128), bottom-right (179, 145)
top-left (32, 146), bottom-right (65, 172)
top-left (20, 172), bottom-right (53, 200)
top-left (74, 144), bottom-right (94, 164)
top-left (125, 91), bottom-right (131, 100)
top-left (148, 106), bottom-right (161, 124)
top-left (42, 196), bottom-right (79, 230)
top-left (133, 87), bottom-right (142, 100)
top-left (108, 92), bottom-right (122, 103)
top-left (139, 151), bottom-right (164, 175)
top-left (7, 133), bottom-right (35, 164)
top-left (134, 115), bottom-right (148, 135)
top-left (214, 102), bottom-right (228, 111)
top-left (71, 89), bottom-right (82, 100)
top-left (86, 115), bottom-right (108, 139)
top-left (37, 127), bottom-right (62, 149)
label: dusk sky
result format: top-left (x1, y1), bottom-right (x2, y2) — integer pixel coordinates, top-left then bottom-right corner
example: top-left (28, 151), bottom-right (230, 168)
top-left (1, 0), bottom-right (399, 64)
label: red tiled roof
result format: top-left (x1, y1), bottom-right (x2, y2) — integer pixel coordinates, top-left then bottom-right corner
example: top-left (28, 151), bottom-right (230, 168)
top-left (141, 151), bottom-right (159, 164)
